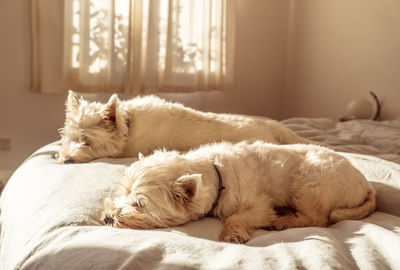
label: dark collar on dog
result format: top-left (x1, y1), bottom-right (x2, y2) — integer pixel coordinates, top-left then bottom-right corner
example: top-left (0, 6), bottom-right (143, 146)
top-left (125, 118), bottom-right (131, 129)
top-left (206, 164), bottom-right (225, 217)
top-left (123, 117), bottom-right (131, 138)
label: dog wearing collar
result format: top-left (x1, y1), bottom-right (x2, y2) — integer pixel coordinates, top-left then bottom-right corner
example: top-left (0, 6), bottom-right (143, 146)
top-left (100, 141), bottom-right (376, 244)
top-left (56, 90), bottom-right (319, 164)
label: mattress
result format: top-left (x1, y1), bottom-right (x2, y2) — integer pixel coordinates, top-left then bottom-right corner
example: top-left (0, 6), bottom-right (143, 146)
top-left (1, 118), bottom-right (400, 269)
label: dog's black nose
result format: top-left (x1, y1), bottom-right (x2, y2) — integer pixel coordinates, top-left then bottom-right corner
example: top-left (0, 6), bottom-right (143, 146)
top-left (103, 214), bottom-right (114, 225)
top-left (62, 158), bottom-right (74, 164)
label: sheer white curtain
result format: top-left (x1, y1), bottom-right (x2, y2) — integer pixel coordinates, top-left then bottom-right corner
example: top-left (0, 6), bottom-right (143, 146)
top-left (32, 0), bottom-right (235, 93)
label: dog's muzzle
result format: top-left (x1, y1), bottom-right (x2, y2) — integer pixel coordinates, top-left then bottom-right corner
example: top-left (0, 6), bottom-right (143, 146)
top-left (54, 152), bottom-right (74, 164)
top-left (61, 158), bottom-right (74, 164)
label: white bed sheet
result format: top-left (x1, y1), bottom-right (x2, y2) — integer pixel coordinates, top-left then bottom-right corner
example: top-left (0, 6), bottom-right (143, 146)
top-left (1, 118), bottom-right (400, 269)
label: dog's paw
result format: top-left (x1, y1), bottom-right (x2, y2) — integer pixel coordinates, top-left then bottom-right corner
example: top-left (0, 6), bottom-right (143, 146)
top-left (271, 217), bottom-right (291, 231)
top-left (270, 223), bottom-right (286, 231)
top-left (219, 223), bottom-right (250, 244)
top-left (219, 231), bottom-right (249, 244)
top-left (261, 225), bottom-right (277, 231)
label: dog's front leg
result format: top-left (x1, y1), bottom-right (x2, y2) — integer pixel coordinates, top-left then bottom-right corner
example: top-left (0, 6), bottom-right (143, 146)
top-left (219, 203), bottom-right (276, 244)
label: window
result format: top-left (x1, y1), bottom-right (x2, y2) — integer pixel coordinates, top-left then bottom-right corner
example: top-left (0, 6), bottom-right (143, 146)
top-left (32, 0), bottom-right (235, 93)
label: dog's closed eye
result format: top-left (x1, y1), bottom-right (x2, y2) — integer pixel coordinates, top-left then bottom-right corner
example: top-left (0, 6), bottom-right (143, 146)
top-left (133, 201), bottom-right (143, 208)
top-left (133, 198), bottom-right (145, 209)
top-left (82, 135), bottom-right (91, 146)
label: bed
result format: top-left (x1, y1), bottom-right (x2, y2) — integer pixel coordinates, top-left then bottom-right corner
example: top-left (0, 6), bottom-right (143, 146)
top-left (1, 117), bottom-right (400, 269)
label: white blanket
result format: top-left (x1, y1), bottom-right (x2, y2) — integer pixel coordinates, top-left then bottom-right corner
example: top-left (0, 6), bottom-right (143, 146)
top-left (1, 118), bottom-right (400, 269)
top-left (282, 118), bottom-right (400, 163)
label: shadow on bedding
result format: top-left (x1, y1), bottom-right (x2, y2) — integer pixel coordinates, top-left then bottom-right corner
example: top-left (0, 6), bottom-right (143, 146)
top-left (22, 246), bottom-right (198, 270)
top-left (371, 181), bottom-right (400, 217)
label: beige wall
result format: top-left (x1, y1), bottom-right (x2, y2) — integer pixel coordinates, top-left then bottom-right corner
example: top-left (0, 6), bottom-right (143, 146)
top-left (0, 0), bottom-right (66, 170)
top-left (0, 0), bottom-right (289, 170)
top-left (1, 0), bottom-right (400, 171)
top-left (284, 0), bottom-right (400, 120)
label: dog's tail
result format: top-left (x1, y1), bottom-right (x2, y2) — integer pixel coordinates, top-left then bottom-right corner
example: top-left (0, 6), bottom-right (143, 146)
top-left (329, 187), bottom-right (376, 224)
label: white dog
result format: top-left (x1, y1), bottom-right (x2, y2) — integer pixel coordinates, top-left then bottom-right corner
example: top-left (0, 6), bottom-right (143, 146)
top-left (100, 141), bottom-right (376, 244)
top-left (56, 91), bottom-right (319, 163)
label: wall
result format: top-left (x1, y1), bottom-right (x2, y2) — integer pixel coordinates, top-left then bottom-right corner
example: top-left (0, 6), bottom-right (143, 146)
top-left (284, 0), bottom-right (400, 120)
top-left (0, 0), bottom-right (290, 171)
top-left (0, 0), bottom-right (67, 171)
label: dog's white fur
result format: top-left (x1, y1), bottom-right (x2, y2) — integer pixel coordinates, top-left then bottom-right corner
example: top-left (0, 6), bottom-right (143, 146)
top-left (57, 91), bottom-right (318, 163)
top-left (101, 141), bottom-right (376, 244)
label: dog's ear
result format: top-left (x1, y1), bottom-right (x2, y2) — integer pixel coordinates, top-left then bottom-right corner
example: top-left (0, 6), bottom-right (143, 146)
top-left (106, 94), bottom-right (119, 107)
top-left (102, 94), bottom-right (119, 124)
top-left (66, 90), bottom-right (80, 111)
top-left (171, 174), bottom-right (202, 203)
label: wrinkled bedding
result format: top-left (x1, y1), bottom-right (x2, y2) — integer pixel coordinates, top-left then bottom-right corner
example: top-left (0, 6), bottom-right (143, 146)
top-left (1, 118), bottom-right (400, 269)
top-left (282, 118), bottom-right (400, 164)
